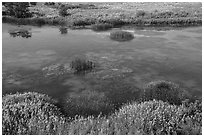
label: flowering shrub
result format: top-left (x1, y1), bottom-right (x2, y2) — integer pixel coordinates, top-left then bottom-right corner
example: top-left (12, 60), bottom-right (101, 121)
top-left (2, 92), bottom-right (66, 135)
top-left (142, 80), bottom-right (191, 105)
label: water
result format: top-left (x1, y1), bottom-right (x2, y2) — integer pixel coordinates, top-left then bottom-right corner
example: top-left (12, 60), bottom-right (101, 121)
top-left (2, 23), bottom-right (202, 115)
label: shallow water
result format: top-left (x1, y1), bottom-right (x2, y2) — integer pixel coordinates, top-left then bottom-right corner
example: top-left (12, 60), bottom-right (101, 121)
top-left (2, 23), bottom-right (202, 115)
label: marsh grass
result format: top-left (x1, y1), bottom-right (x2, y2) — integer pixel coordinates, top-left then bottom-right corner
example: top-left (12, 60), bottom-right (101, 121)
top-left (91, 23), bottom-right (113, 31)
top-left (141, 80), bottom-right (192, 105)
top-left (62, 90), bottom-right (114, 117)
top-left (70, 57), bottom-right (95, 73)
top-left (110, 30), bottom-right (134, 42)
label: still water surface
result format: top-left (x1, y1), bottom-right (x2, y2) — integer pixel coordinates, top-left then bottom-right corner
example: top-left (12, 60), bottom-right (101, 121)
top-left (2, 23), bottom-right (202, 113)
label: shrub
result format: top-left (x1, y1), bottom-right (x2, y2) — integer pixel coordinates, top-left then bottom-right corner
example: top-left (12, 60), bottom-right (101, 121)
top-left (70, 57), bottom-right (95, 73)
top-left (141, 80), bottom-right (192, 105)
top-left (2, 92), bottom-right (66, 135)
top-left (30, 2), bottom-right (37, 6)
top-left (136, 10), bottom-right (147, 17)
top-left (59, 7), bottom-right (70, 17)
top-left (44, 2), bottom-right (55, 6)
top-left (63, 100), bottom-right (202, 135)
top-left (113, 100), bottom-right (202, 135)
top-left (62, 90), bottom-right (114, 117)
top-left (110, 31), bottom-right (134, 42)
top-left (3, 2), bottom-right (32, 18)
top-left (91, 23), bottom-right (113, 31)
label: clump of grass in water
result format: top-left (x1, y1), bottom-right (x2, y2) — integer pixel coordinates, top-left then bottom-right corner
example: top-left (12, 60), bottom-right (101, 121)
top-left (9, 29), bottom-right (32, 38)
top-left (91, 23), bottom-right (113, 31)
top-left (110, 30), bottom-right (134, 42)
top-left (141, 80), bottom-right (192, 105)
top-left (70, 57), bottom-right (95, 73)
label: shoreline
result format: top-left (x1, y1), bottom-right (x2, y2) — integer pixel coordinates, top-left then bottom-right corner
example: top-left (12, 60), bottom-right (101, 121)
top-left (3, 16), bottom-right (202, 29)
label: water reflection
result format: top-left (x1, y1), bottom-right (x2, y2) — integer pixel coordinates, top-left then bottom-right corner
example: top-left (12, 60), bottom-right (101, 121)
top-left (9, 29), bottom-right (32, 38)
top-left (59, 27), bottom-right (68, 35)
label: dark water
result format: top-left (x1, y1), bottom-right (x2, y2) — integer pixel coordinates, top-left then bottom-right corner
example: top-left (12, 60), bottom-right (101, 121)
top-left (2, 23), bottom-right (202, 115)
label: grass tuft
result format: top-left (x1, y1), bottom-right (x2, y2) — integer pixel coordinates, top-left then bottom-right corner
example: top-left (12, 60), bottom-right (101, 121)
top-left (110, 30), bottom-right (134, 42)
top-left (70, 57), bottom-right (95, 73)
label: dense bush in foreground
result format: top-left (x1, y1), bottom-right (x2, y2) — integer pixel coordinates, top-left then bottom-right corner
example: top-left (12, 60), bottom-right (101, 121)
top-left (2, 92), bottom-right (66, 135)
top-left (142, 80), bottom-right (192, 105)
top-left (110, 30), bottom-right (134, 42)
top-left (64, 100), bottom-right (202, 135)
top-left (2, 87), bottom-right (202, 135)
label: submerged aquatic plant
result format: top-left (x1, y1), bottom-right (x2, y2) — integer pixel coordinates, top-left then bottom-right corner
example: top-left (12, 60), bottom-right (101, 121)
top-left (110, 30), bottom-right (134, 42)
top-left (141, 80), bottom-right (192, 105)
top-left (70, 57), bottom-right (95, 73)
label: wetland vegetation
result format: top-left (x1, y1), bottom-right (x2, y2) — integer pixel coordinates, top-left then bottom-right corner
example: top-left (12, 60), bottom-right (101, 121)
top-left (2, 2), bottom-right (202, 135)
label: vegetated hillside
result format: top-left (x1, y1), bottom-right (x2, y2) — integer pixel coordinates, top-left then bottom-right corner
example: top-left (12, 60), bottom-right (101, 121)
top-left (2, 2), bottom-right (202, 27)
